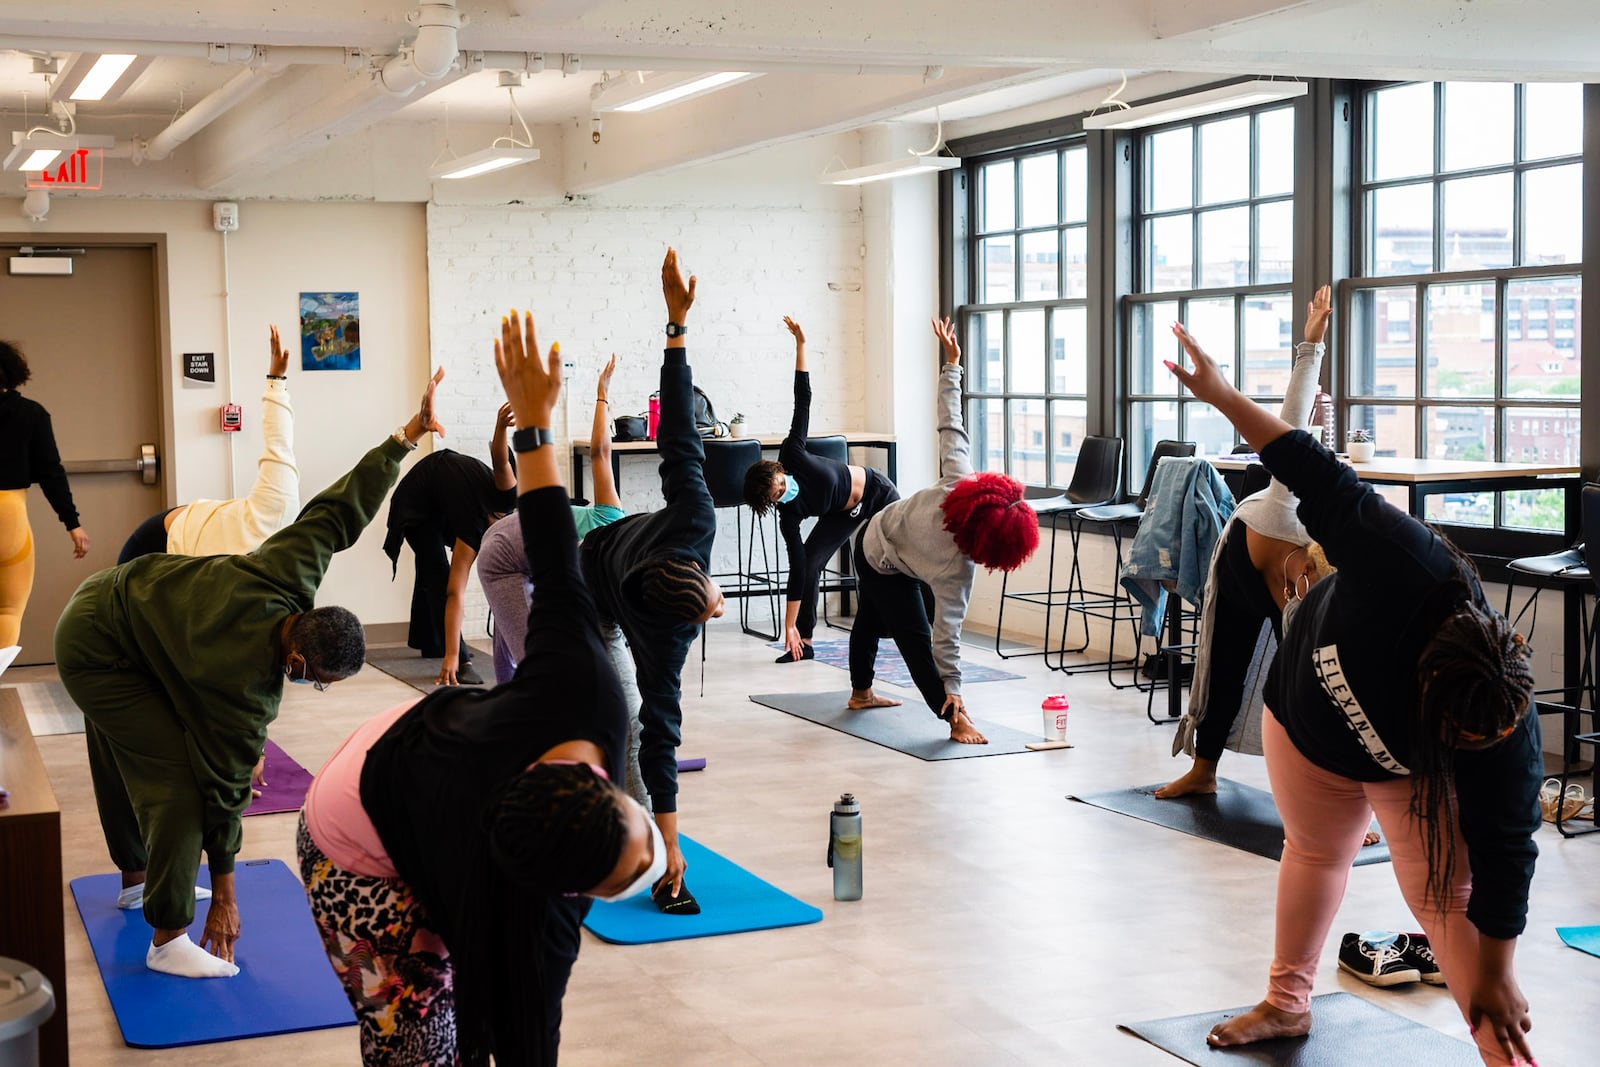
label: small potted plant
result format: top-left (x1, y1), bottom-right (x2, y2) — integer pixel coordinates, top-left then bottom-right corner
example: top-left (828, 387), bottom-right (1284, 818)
top-left (729, 412), bottom-right (747, 438)
top-left (1346, 427), bottom-right (1376, 463)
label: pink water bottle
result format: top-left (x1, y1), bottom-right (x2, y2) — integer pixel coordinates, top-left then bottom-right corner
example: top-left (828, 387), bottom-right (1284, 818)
top-left (1041, 694), bottom-right (1069, 742)
top-left (647, 395), bottom-right (660, 440)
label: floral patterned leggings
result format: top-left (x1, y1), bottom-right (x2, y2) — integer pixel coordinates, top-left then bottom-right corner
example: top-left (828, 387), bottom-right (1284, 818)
top-left (297, 813), bottom-right (462, 1066)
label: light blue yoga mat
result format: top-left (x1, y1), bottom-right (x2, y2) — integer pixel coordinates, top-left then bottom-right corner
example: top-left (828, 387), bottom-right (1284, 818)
top-left (582, 835), bottom-right (822, 945)
top-left (70, 858), bottom-right (356, 1048)
top-left (1557, 925), bottom-right (1600, 958)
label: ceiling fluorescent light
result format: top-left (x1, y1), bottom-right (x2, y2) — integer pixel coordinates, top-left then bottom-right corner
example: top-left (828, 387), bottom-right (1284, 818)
top-left (822, 156), bottom-right (961, 186)
top-left (431, 146), bottom-right (541, 180)
top-left (591, 72), bottom-right (759, 114)
top-left (1082, 79), bottom-right (1307, 131)
top-left (4, 131), bottom-right (115, 172)
top-left (52, 52), bottom-right (154, 103)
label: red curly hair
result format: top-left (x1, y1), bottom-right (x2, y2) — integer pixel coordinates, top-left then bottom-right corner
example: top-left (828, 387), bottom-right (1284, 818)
top-left (940, 471), bottom-right (1039, 572)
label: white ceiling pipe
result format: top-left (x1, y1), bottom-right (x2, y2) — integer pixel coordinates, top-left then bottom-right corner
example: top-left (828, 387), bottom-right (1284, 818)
top-left (471, 51), bottom-right (944, 78)
top-left (380, 1), bottom-right (462, 95)
top-left (141, 65), bottom-right (283, 161)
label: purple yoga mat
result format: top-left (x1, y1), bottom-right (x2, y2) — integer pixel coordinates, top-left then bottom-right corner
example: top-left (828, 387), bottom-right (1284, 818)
top-left (244, 739), bottom-right (315, 816)
top-left (677, 757), bottom-right (707, 772)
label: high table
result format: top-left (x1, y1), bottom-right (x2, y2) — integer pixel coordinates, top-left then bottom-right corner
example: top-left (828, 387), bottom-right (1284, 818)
top-left (570, 431), bottom-right (898, 500)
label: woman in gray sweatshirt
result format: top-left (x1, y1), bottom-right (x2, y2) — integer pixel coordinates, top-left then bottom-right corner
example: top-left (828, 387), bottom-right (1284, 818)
top-left (847, 318), bottom-right (1041, 743)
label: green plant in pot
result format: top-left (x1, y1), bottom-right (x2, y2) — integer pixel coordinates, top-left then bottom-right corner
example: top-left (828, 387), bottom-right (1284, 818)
top-left (729, 412), bottom-right (747, 438)
top-left (1346, 427), bottom-right (1376, 462)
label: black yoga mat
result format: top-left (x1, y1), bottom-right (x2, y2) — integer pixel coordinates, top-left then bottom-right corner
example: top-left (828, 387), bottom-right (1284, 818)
top-left (749, 691), bottom-right (1041, 760)
top-left (1118, 991), bottom-right (1479, 1066)
top-left (366, 644), bottom-right (489, 694)
top-left (1068, 779), bottom-right (1390, 866)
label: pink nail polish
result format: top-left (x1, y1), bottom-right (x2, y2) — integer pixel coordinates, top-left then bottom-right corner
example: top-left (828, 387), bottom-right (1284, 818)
top-left (1163, 360), bottom-right (1176, 371)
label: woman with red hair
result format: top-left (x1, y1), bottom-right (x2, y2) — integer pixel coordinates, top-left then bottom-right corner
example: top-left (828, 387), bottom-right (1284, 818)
top-left (847, 318), bottom-right (1039, 743)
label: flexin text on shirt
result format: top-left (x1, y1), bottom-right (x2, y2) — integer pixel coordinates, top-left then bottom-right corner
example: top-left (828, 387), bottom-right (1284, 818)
top-left (1313, 644), bottom-right (1411, 774)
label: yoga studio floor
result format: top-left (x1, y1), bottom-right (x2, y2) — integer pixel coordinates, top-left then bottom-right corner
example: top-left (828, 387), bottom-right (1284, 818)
top-left (17, 623), bottom-right (1600, 1066)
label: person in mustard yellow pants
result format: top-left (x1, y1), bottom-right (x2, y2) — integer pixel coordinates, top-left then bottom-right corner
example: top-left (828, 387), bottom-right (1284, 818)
top-left (0, 339), bottom-right (90, 653)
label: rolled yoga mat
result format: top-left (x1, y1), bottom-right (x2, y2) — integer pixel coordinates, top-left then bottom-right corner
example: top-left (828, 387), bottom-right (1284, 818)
top-left (749, 691), bottom-right (1040, 760)
top-left (70, 858), bottom-right (356, 1048)
top-left (244, 738), bottom-right (315, 816)
top-left (1068, 779), bottom-right (1391, 866)
top-left (771, 639), bottom-right (1024, 687)
top-left (677, 756), bottom-right (707, 772)
top-left (583, 834), bottom-right (822, 945)
top-left (1118, 991), bottom-right (1480, 1066)
top-left (1557, 925), bottom-right (1600, 958)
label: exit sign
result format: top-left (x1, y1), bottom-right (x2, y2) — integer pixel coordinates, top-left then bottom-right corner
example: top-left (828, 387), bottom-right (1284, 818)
top-left (26, 148), bottom-right (104, 191)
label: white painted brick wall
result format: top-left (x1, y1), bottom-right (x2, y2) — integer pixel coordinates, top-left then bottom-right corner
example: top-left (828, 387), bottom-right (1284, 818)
top-left (425, 201), bottom-right (866, 637)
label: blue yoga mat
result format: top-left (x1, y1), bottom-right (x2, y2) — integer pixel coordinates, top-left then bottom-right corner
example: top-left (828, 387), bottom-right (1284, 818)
top-left (70, 858), bottom-right (356, 1048)
top-left (583, 835), bottom-right (822, 945)
top-left (1557, 925), bottom-right (1600, 958)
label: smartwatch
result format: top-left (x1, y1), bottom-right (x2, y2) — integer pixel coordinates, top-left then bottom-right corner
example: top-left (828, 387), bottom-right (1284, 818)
top-left (512, 426), bottom-right (554, 453)
top-left (665, 322), bottom-right (688, 338)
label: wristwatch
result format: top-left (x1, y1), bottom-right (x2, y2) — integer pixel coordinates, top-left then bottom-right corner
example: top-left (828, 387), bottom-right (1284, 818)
top-left (392, 426), bottom-right (419, 451)
top-left (665, 322), bottom-right (688, 338)
top-left (512, 426), bottom-right (554, 453)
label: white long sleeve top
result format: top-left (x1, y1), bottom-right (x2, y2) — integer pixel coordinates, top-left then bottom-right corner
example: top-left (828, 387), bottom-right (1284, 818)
top-left (167, 378), bottom-right (299, 555)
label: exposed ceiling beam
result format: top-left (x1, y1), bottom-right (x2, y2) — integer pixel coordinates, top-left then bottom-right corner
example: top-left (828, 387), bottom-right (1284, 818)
top-left (1148, 0), bottom-right (1365, 40)
top-left (190, 64), bottom-right (464, 191)
top-left (563, 66), bottom-right (1054, 194)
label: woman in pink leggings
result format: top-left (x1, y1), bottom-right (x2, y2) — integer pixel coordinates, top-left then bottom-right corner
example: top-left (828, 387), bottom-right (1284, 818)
top-left (1169, 320), bottom-right (1542, 1067)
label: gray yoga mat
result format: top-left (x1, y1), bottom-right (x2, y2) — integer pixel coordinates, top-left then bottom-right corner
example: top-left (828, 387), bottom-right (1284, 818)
top-left (749, 691), bottom-right (1041, 760)
top-left (1119, 991), bottom-right (1479, 1066)
top-left (7, 680), bottom-right (85, 736)
top-left (1069, 779), bottom-right (1390, 866)
top-left (366, 644), bottom-right (490, 694)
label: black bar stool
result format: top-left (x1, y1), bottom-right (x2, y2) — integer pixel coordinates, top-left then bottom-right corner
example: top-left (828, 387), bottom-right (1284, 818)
top-left (701, 439), bottom-right (781, 640)
top-left (1543, 481), bottom-right (1600, 837)
top-left (1057, 439), bottom-right (1196, 685)
top-left (993, 435), bottom-right (1122, 661)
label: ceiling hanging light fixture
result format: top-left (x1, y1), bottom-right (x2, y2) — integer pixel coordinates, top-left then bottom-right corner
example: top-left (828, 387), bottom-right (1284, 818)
top-left (589, 71), bottom-right (760, 114)
top-left (1082, 79), bottom-right (1306, 130)
top-left (51, 52), bottom-right (155, 103)
top-left (429, 74), bottom-right (542, 181)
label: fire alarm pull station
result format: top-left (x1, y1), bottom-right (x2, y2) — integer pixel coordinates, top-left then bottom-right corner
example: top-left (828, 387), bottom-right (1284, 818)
top-left (220, 403), bottom-right (243, 432)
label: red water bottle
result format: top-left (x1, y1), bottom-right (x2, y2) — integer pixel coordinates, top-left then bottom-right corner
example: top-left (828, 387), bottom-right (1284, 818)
top-left (647, 395), bottom-right (660, 440)
top-left (1041, 694), bottom-right (1070, 742)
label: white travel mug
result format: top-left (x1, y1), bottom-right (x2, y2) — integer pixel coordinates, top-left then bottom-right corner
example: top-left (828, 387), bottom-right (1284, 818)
top-left (1041, 695), bottom-right (1069, 742)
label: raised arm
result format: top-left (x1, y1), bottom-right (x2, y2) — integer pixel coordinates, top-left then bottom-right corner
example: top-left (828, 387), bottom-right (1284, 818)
top-left (657, 248), bottom-right (711, 512)
top-left (490, 402), bottom-right (516, 493)
top-left (239, 325), bottom-right (301, 542)
top-left (589, 355), bottom-right (622, 510)
top-left (931, 318), bottom-right (973, 481)
top-left (252, 368), bottom-right (444, 599)
top-left (1256, 286), bottom-right (1328, 511)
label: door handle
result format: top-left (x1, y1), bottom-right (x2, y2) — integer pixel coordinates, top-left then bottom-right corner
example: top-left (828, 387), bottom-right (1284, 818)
top-left (63, 443), bottom-right (160, 485)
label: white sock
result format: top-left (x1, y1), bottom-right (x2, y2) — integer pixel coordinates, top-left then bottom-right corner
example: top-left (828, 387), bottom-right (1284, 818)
top-left (116, 883), bottom-right (212, 910)
top-left (145, 933), bottom-right (239, 978)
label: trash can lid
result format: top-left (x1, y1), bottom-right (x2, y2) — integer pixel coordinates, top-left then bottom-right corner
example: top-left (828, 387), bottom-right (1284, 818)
top-left (0, 958), bottom-right (55, 1039)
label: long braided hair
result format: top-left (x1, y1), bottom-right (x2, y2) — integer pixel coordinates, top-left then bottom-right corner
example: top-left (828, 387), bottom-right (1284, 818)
top-left (638, 557), bottom-right (714, 622)
top-left (1408, 533), bottom-right (1536, 913)
top-left (451, 762), bottom-right (630, 1064)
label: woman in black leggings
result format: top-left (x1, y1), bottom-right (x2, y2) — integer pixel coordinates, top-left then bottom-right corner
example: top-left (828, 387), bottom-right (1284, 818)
top-left (744, 317), bottom-right (898, 663)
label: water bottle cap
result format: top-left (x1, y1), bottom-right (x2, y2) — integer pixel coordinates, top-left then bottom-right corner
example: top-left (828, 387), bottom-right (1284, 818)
top-left (1041, 694), bottom-right (1070, 710)
top-left (834, 793), bottom-right (859, 813)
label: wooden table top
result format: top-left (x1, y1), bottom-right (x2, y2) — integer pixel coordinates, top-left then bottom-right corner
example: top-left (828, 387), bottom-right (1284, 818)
top-left (1209, 454), bottom-right (1578, 484)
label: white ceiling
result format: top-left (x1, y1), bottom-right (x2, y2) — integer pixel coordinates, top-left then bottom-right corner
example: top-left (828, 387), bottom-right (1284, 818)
top-left (0, 0), bottom-right (1596, 199)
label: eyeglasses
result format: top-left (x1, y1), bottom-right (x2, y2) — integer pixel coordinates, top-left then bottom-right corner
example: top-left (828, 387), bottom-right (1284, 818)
top-left (286, 656), bottom-right (331, 692)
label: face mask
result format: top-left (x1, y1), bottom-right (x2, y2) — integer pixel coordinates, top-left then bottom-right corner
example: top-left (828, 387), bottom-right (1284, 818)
top-left (283, 657), bottom-right (326, 690)
top-left (778, 475), bottom-right (800, 505)
top-left (593, 799), bottom-right (667, 902)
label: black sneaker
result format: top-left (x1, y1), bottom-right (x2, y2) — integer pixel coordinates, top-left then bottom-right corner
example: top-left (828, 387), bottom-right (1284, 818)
top-left (1400, 932), bottom-right (1446, 986)
top-left (1338, 931), bottom-right (1422, 987)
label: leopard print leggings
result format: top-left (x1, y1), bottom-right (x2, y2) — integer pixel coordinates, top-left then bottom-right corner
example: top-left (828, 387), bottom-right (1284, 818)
top-left (297, 813), bottom-right (461, 1065)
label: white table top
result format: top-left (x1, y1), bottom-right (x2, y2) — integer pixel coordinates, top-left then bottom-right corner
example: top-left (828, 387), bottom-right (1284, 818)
top-left (1210, 454), bottom-right (1578, 485)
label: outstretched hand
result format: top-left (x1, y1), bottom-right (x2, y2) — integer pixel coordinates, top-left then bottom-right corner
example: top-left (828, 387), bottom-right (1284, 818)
top-left (495, 402), bottom-right (516, 435)
top-left (1166, 323), bottom-right (1233, 406)
top-left (783, 316), bottom-right (805, 345)
top-left (662, 248), bottom-right (697, 323)
top-left (268, 325), bottom-right (290, 378)
top-left (1304, 284), bottom-right (1332, 345)
top-left (596, 353), bottom-right (617, 402)
top-left (415, 367), bottom-right (447, 439)
top-left (495, 309), bottom-right (561, 428)
top-left (932, 317), bottom-right (961, 365)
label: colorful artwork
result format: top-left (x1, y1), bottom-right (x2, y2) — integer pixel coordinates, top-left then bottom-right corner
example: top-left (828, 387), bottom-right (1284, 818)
top-left (299, 291), bottom-right (361, 371)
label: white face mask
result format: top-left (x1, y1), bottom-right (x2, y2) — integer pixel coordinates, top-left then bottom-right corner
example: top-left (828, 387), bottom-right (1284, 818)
top-left (593, 800), bottom-right (667, 902)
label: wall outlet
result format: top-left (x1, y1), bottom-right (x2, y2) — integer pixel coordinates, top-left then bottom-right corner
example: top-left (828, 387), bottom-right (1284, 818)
top-left (213, 202), bottom-right (240, 232)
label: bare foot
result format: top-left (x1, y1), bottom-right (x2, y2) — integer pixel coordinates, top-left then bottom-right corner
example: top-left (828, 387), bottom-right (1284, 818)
top-left (1155, 762), bottom-right (1218, 799)
top-left (848, 688), bottom-right (901, 709)
top-left (949, 710), bottom-right (988, 745)
top-left (1363, 830), bottom-right (1381, 846)
top-left (1206, 1000), bottom-right (1311, 1047)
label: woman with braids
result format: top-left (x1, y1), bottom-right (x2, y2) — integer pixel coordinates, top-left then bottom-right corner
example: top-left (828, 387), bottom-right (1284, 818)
top-left (300, 310), bottom-right (661, 1066)
top-left (581, 248), bottom-right (722, 912)
top-left (743, 316), bottom-right (899, 663)
top-left (1167, 321), bottom-right (1542, 1067)
top-left (846, 318), bottom-right (1039, 745)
